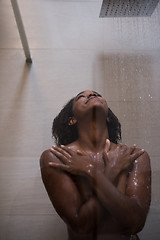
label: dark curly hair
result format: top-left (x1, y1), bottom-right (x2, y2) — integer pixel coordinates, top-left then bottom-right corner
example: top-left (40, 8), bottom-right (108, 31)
top-left (52, 97), bottom-right (121, 146)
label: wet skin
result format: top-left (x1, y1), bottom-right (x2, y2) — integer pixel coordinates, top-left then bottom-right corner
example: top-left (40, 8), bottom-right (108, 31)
top-left (40, 90), bottom-right (151, 240)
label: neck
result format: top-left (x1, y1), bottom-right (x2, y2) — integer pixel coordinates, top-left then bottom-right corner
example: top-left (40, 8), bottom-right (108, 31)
top-left (77, 116), bottom-right (109, 153)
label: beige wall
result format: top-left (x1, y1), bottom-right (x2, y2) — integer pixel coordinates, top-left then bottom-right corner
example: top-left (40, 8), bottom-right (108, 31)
top-left (0, 0), bottom-right (160, 239)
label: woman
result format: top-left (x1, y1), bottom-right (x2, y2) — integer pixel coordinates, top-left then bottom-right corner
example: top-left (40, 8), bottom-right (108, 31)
top-left (40, 90), bottom-right (151, 240)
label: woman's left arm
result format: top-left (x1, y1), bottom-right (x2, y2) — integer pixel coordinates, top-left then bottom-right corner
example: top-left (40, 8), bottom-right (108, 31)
top-left (90, 150), bottom-right (151, 235)
top-left (125, 151), bottom-right (151, 231)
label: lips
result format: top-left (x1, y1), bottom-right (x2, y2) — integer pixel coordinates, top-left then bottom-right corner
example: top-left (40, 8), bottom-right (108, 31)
top-left (85, 96), bottom-right (99, 104)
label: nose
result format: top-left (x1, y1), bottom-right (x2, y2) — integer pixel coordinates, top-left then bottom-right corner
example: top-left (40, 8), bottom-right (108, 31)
top-left (88, 93), bottom-right (97, 98)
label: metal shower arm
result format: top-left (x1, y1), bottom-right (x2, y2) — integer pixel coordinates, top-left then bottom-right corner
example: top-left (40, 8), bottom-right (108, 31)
top-left (10, 0), bottom-right (32, 63)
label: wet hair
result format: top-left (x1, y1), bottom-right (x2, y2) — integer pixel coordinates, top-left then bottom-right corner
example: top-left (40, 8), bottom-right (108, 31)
top-left (52, 97), bottom-right (121, 146)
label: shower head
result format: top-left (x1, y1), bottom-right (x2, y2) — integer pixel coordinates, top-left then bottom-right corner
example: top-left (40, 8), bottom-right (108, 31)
top-left (99, 0), bottom-right (160, 17)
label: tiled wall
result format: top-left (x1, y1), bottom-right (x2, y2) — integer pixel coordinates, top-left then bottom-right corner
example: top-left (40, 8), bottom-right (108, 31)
top-left (0, 0), bottom-right (160, 239)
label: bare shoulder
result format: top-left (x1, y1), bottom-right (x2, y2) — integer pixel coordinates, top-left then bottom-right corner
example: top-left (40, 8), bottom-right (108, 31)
top-left (115, 142), bottom-right (151, 167)
top-left (133, 148), bottom-right (151, 170)
top-left (112, 142), bottom-right (151, 172)
top-left (66, 140), bottom-right (80, 150)
top-left (40, 148), bottom-right (63, 169)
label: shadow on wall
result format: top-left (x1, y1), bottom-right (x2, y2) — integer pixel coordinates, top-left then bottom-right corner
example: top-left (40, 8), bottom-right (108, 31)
top-left (102, 52), bottom-right (160, 240)
top-left (0, 61), bottom-right (49, 157)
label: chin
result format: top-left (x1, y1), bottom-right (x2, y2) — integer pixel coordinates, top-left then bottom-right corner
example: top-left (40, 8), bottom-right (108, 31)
top-left (90, 104), bottom-right (108, 115)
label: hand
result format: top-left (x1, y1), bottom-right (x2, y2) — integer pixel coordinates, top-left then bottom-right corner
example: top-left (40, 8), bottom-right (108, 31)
top-left (103, 139), bottom-right (144, 183)
top-left (49, 145), bottom-right (95, 177)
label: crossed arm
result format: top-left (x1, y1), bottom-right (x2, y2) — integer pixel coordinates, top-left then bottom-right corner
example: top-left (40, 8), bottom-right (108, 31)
top-left (40, 150), bottom-right (103, 233)
top-left (40, 141), bottom-right (151, 235)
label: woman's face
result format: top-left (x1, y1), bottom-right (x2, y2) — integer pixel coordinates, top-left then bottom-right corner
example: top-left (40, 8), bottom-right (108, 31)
top-left (72, 90), bottom-right (108, 119)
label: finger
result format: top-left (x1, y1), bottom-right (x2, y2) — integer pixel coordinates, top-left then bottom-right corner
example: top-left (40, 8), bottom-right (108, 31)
top-left (127, 144), bottom-right (136, 154)
top-left (51, 145), bottom-right (71, 158)
top-left (130, 149), bottom-right (145, 162)
top-left (119, 144), bottom-right (127, 150)
top-left (60, 145), bottom-right (75, 156)
top-left (49, 162), bottom-right (70, 171)
top-left (50, 147), bottom-right (70, 163)
top-left (103, 151), bottom-right (109, 166)
top-left (76, 150), bottom-right (87, 156)
top-left (105, 139), bottom-right (111, 152)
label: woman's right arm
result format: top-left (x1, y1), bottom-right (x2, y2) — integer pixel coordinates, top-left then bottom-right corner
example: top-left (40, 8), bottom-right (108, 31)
top-left (40, 149), bottom-right (102, 234)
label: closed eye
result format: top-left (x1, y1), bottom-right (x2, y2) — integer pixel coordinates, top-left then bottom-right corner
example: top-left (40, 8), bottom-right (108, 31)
top-left (76, 95), bottom-right (85, 100)
top-left (93, 92), bottom-right (102, 97)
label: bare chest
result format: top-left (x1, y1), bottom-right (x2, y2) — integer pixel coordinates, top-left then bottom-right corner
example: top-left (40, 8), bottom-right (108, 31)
top-left (73, 152), bottom-right (128, 200)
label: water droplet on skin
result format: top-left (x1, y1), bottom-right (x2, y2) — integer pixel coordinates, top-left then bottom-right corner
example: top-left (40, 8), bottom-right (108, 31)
top-left (134, 182), bottom-right (138, 186)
